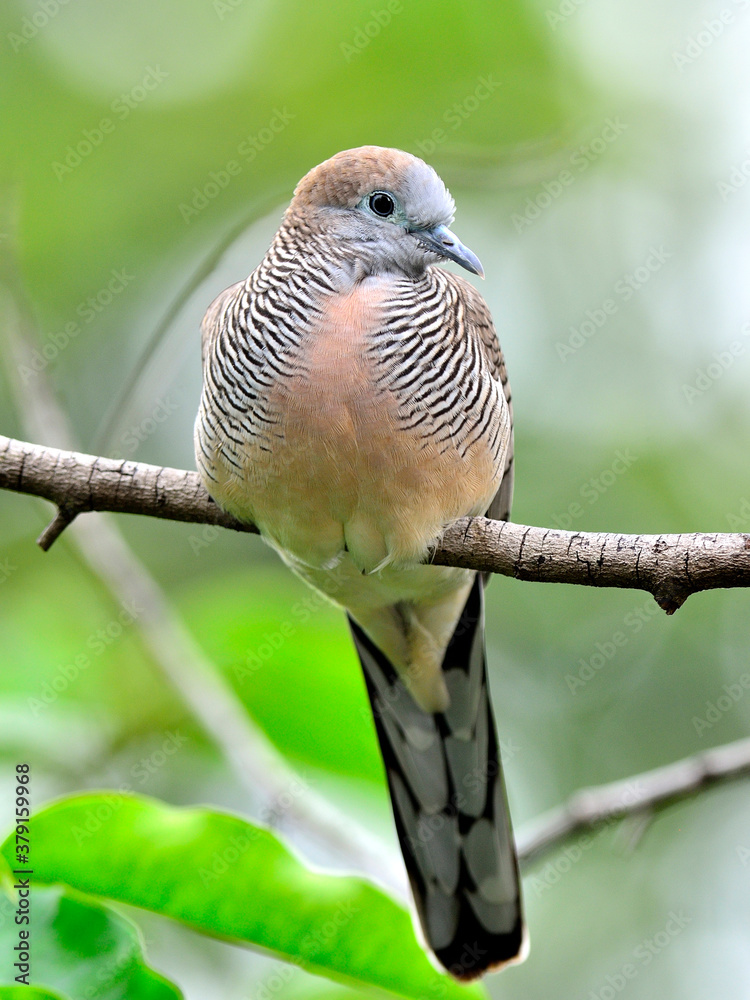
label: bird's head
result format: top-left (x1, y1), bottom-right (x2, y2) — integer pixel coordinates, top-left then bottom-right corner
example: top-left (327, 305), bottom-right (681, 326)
top-left (284, 145), bottom-right (484, 279)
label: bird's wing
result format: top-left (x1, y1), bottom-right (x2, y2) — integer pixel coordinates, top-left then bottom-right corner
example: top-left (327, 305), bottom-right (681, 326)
top-left (200, 281), bottom-right (245, 368)
top-left (443, 273), bottom-right (514, 523)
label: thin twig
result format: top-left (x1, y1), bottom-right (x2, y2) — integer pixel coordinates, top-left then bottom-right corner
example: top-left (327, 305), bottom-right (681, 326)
top-left (36, 506), bottom-right (78, 550)
top-left (517, 735), bottom-right (750, 867)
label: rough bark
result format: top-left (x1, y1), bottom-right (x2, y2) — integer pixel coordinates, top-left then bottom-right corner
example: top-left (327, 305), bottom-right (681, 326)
top-left (2, 433), bottom-right (750, 612)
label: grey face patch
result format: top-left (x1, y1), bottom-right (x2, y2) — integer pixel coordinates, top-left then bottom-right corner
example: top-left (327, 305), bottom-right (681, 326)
top-left (401, 160), bottom-right (456, 231)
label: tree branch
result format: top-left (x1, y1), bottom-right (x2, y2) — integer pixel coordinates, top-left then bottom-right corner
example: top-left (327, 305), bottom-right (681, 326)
top-left (517, 734), bottom-right (750, 867)
top-left (2, 434), bottom-right (750, 612)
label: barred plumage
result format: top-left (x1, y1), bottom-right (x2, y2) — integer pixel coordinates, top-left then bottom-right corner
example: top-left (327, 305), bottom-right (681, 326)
top-left (195, 146), bottom-right (525, 979)
top-left (349, 576), bottom-right (523, 978)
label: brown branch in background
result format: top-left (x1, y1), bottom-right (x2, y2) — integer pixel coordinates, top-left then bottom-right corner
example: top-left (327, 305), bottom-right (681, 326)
top-left (517, 734), bottom-right (750, 867)
top-left (2, 434), bottom-right (750, 613)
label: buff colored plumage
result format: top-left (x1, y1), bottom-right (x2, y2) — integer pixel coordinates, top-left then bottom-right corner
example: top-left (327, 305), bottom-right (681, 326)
top-left (195, 146), bottom-right (525, 978)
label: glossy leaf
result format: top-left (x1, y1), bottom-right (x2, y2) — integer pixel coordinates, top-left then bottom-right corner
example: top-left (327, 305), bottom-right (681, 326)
top-left (1, 794), bottom-right (484, 1000)
top-left (0, 885), bottom-right (182, 1000)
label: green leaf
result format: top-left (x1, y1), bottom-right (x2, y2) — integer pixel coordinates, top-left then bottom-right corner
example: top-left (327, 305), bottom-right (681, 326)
top-left (0, 885), bottom-right (182, 1000)
top-left (1, 794), bottom-right (484, 1000)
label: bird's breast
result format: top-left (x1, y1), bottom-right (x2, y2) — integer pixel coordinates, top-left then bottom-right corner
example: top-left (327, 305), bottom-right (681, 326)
top-left (210, 275), bottom-right (502, 572)
top-left (278, 277), bottom-right (388, 449)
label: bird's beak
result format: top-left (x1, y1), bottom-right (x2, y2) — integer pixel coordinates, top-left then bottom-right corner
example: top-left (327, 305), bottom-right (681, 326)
top-left (410, 223), bottom-right (484, 278)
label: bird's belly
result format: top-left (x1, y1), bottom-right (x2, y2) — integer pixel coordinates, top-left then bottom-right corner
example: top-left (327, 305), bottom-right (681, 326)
top-left (240, 387), bottom-right (499, 575)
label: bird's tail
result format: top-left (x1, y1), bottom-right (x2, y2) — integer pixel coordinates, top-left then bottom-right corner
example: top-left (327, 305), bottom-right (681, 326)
top-left (348, 575), bottom-right (526, 980)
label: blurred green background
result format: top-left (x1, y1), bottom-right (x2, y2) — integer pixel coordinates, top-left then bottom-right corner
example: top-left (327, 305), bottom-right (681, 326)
top-left (2, 0), bottom-right (750, 996)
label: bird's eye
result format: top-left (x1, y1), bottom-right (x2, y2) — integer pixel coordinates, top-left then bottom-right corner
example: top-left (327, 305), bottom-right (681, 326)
top-left (369, 192), bottom-right (395, 217)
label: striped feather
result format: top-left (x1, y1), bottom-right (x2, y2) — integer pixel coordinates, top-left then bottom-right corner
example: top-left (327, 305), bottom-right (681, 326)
top-left (349, 575), bottom-right (525, 979)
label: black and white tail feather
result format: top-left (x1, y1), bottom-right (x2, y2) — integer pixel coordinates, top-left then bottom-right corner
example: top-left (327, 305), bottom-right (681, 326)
top-left (348, 575), bottom-right (525, 980)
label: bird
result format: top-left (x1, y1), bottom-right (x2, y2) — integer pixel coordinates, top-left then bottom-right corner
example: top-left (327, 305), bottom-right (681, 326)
top-left (194, 146), bottom-right (526, 979)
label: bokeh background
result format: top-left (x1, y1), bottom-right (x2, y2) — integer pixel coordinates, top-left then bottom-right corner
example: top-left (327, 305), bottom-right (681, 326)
top-left (2, 0), bottom-right (750, 997)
